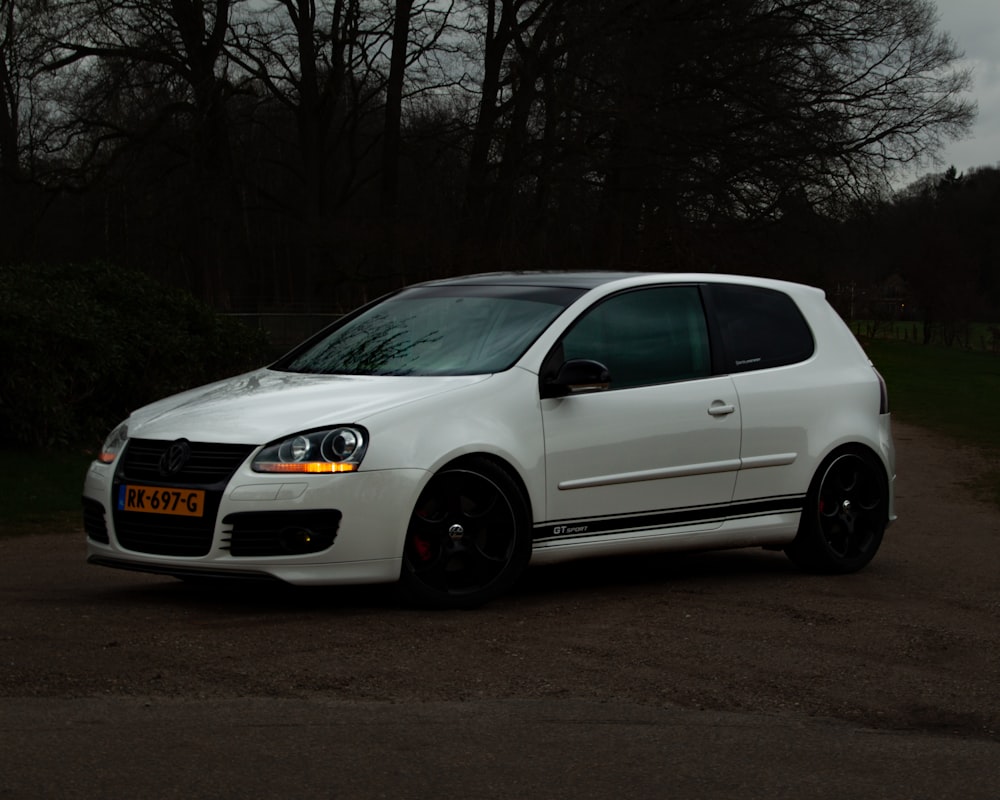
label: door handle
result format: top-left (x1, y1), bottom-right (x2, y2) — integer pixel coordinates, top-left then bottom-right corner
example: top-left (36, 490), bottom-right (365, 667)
top-left (708, 402), bottom-right (736, 417)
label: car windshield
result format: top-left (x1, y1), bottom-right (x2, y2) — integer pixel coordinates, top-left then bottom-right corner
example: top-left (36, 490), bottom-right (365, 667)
top-left (276, 284), bottom-right (584, 376)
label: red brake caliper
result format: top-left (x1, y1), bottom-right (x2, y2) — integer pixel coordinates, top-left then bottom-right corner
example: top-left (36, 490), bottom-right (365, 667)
top-left (413, 536), bottom-right (432, 561)
top-left (413, 508), bottom-right (434, 561)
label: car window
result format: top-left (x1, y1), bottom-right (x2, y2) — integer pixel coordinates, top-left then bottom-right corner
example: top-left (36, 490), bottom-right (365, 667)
top-left (707, 284), bottom-right (815, 372)
top-left (277, 285), bottom-right (584, 376)
top-left (559, 286), bottom-right (711, 389)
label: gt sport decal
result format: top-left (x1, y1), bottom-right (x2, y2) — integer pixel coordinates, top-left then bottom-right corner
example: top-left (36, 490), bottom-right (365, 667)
top-left (533, 495), bottom-right (806, 540)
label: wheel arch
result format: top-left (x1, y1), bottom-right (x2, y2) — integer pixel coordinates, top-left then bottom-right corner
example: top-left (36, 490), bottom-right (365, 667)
top-left (811, 440), bottom-right (891, 509)
top-left (429, 451), bottom-right (535, 525)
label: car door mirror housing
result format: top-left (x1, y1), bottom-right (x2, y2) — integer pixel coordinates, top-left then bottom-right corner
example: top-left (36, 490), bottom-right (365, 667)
top-left (543, 359), bottom-right (611, 398)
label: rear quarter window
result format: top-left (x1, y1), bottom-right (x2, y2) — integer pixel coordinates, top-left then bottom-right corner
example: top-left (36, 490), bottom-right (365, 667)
top-left (707, 284), bottom-right (815, 373)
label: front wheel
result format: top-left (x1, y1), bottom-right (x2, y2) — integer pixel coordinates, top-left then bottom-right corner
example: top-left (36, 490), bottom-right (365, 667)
top-left (785, 449), bottom-right (889, 574)
top-left (400, 458), bottom-right (531, 608)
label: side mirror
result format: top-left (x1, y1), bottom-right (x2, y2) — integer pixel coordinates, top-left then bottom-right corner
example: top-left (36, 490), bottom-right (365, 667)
top-left (542, 359), bottom-right (611, 398)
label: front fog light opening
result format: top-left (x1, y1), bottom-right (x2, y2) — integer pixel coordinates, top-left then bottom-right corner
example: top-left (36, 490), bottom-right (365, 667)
top-left (223, 510), bottom-right (342, 557)
top-left (280, 526), bottom-right (331, 554)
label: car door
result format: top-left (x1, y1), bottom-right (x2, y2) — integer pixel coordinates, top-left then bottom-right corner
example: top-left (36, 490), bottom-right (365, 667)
top-left (538, 285), bottom-right (742, 539)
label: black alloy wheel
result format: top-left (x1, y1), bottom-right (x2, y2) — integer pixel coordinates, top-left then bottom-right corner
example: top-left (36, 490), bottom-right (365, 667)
top-left (786, 449), bottom-right (889, 573)
top-left (401, 458), bottom-right (531, 608)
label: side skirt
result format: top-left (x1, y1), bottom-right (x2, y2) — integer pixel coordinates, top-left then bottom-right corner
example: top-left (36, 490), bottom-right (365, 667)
top-left (529, 508), bottom-right (803, 566)
top-left (532, 495), bottom-right (805, 542)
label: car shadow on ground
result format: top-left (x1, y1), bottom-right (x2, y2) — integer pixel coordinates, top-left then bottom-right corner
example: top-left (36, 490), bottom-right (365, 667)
top-left (85, 546), bottom-right (803, 614)
top-left (518, 547), bottom-right (801, 595)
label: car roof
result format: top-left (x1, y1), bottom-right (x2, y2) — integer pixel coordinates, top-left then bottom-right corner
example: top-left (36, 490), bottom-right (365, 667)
top-left (418, 271), bottom-right (647, 290)
top-left (416, 271), bottom-right (822, 296)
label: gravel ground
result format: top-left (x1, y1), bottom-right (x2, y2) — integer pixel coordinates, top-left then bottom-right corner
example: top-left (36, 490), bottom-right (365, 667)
top-left (1, 420), bottom-right (998, 797)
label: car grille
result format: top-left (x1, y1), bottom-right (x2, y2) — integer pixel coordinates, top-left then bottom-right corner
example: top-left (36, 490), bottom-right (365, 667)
top-left (112, 439), bottom-right (256, 557)
top-left (82, 497), bottom-right (109, 543)
top-left (118, 439), bottom-right (255, 485)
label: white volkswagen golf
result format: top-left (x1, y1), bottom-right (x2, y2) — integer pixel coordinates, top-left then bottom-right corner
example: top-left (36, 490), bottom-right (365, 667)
top-left (84, 272), bottom-right (896, 607)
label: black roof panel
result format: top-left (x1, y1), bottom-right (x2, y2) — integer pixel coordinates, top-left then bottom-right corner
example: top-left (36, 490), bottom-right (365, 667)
top-left (419, 271), bottom-right (649, 290)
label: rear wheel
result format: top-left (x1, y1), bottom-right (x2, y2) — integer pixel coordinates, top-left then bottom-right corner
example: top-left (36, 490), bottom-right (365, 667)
top-left (785, 449), bottom-right (888, 573)
top-left (400, 458), bottom-right (531, 608)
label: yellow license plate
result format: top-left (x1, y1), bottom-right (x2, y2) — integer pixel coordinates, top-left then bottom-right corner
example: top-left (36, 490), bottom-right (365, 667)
top-left (117, 485), bottom-right (205, 517)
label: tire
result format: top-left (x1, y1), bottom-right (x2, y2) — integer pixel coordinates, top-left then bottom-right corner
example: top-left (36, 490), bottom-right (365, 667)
top-left (785, 448), bottom-right (889, 574)
top-left (400, 458), bottom-right (532, 609)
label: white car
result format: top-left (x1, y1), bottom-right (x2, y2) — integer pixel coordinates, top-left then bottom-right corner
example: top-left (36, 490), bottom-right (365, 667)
top-left (84, 272), bottom-right (896, 607)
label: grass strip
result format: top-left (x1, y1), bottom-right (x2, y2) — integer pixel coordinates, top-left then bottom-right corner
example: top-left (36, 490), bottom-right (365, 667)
top-left (864, 339), bottom-right (1000, 506)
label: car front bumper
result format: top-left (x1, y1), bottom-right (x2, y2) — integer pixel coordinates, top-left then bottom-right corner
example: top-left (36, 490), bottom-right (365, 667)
top-left (83, 459), bottom-right (427, 586)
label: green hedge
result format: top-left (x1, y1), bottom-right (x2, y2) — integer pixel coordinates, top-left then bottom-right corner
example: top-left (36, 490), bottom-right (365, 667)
top-left (0, 262), bottom-right (271, 447)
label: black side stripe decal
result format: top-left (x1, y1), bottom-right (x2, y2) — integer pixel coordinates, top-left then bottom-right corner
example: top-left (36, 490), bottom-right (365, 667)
top-left (533, 495), bottom-right (806, 541)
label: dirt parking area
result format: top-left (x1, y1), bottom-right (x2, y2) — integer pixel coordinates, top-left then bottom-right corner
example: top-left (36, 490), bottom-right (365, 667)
top-left (1, 420), bottom-right (999, 798)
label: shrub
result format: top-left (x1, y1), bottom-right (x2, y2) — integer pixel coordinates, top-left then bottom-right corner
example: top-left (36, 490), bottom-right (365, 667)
top-left (0, 262), bottom-right (271, 447)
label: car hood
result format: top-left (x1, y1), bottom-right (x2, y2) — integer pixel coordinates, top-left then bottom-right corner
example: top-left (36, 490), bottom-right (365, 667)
top-left (126, 368), bottom-right (491, 444)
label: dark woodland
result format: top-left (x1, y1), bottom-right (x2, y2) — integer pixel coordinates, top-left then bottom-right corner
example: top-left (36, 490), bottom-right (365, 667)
top-left (0, 0), bottom-right (996, 327)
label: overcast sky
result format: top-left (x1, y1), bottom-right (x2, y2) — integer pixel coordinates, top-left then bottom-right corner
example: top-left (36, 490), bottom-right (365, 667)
top-left (931, 0), bottom-right (1000, 176)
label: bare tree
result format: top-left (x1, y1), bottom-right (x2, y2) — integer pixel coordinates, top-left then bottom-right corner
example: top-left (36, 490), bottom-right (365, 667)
top-left (459, 0), bottom-right (547, 237)
top-left (0, 0), bottom-right (24, 183)
top-left (41, 0), bottom-right (240, 304)
top-left (225, 0), bottom-right (460, 295)
top-left (6, 0), bottom-right (978, 308)
top-left (226, 0), bottom-right (374, 302)
top-left (0, 1), bottom-right (35, 254)
top-left (454, 0), bottom-right (974, 267)
top-left (0, 1), bottom-right (98, 262)
top-left (381, 0), bottom-right (415, 221)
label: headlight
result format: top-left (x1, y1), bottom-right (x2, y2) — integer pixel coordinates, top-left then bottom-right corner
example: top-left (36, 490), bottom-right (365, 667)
top-left (252, 426), bottom-right (368, 474)
top-left (97, 421), bottom-right (129, 464)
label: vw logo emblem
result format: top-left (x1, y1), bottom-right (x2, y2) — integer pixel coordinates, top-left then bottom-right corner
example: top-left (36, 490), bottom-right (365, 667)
top-left (159, 439), bottom-right (192, 476)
